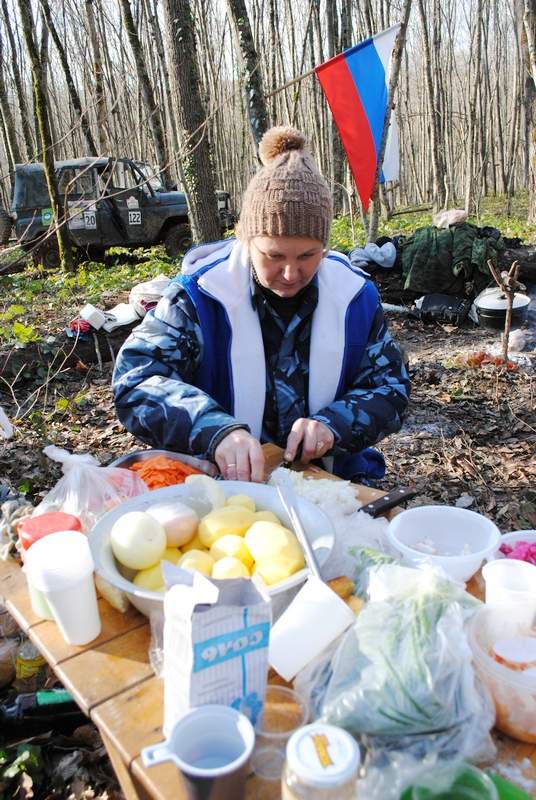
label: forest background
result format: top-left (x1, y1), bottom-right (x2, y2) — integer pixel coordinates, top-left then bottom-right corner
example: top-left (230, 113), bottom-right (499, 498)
top-left (1, 0), bottom-right (536, 241)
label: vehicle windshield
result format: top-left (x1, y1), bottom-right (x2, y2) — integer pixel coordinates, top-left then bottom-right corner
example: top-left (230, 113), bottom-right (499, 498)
top-left (135, 163), bottom-right (165, 193)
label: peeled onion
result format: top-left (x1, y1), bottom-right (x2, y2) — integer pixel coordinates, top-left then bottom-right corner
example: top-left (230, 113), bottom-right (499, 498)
top-left (146, 500), bottom-right (198, 547)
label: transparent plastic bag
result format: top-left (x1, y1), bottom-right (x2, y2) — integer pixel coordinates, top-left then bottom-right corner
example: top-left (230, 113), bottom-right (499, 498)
top-left (319, 566), bottom-right (496, 765)
top-left (34, 446), bottom-right (148, 531)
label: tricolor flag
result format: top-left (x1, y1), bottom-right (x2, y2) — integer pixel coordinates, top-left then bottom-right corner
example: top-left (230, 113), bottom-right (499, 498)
top-left (315, 25), bottom-right (400, 211)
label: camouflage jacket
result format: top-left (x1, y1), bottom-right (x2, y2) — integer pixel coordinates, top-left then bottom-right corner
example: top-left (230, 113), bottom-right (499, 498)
top-left (112, 240), bottom-right (410, 478)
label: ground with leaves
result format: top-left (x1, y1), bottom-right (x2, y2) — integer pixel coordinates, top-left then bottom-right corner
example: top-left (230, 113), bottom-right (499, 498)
top-left (0, 203), bottom-right (535, 798)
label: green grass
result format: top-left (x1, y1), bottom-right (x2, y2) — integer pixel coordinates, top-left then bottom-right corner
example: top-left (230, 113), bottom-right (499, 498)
top-left (0, 192), bottom-right (534, 347)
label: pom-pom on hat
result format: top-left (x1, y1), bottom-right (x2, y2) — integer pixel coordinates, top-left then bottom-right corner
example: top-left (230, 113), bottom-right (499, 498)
top-left (239, 126), bottom-right (333, 245)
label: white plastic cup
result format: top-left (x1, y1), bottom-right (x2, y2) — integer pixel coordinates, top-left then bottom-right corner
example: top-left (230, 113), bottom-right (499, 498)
top-left (142, 705), bottom-right (255, 800)
top-left (24, 531), bottom-right (101, 645)
top-left (268, 575), bottom-right (355, 682)
top-left (482, 559), bottom-right (536, 626)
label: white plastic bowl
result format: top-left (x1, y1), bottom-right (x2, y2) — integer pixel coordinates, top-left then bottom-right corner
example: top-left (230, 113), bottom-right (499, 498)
top-left (486, 530), bottom-right (536, 562)
top-left (387, 505), bottom-right (501, 582)
top-left (88, 481), bottom-right (334, 618)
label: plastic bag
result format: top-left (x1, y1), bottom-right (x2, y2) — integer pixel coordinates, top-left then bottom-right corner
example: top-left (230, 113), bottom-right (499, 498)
top-left (319, 565), bottom-right (496, 765)
top-left (129, 274), bottom-right (171, 317)
top-left (34, 446), bottom-right (148, 531)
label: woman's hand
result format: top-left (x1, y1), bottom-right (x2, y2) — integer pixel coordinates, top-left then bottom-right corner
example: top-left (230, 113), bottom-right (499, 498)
top-left (214, 429), bottom-right (265, 482)
top-left (284, 419), bottom-right (334, 464)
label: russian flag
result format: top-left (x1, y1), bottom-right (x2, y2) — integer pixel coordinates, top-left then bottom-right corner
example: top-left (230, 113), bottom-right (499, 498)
top-left (315, 25), bottom-right (400, 211)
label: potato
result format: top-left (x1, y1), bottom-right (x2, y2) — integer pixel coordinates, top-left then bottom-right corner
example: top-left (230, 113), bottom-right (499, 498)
top-left (245, 521), bottom-right (303, 564)
top-left (210, 534), bottom-right (254, 570)
top-left (132, 548), bottom-right (182, 593)
top-left (254, 510), bottom-right (281, 524)
top-left (226, 494), bottom-right (256, 512)
top-left (146, 501), bottom-right (198, 547)
top-left (110, 511), bottom-right (166, 570)
top-left (182, 533), bottom-right (207, 553)
top-left (212, 556), bottom-right (250, 580)
top-left (253, 556), bottom-right (304, 586)
top-left (198, 507), bottom-right (256, 548)
top-left (177, 549), bottom-right (214, 576)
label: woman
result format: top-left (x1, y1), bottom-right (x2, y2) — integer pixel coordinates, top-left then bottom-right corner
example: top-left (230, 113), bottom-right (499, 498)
top-left (112, 127), bottom-right (410, 482)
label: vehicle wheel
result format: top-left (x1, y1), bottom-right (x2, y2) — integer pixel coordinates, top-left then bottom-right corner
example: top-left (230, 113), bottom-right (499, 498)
top-left (0, 207), bottom-right (13, 245)
top-left (33, 240), bottom-right (61, 269)
top-left (164, 223), bottom-right (192, 258)
top-left (78, 245), bottom-right (106, 263)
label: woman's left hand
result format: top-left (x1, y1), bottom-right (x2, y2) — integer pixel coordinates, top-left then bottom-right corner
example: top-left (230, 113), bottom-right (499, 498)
top-left (284, 418), bottom-right (334, 464)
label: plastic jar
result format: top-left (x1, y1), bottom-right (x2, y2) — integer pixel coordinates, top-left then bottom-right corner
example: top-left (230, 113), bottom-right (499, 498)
top-left (281, 722), bottom-right (360, 800)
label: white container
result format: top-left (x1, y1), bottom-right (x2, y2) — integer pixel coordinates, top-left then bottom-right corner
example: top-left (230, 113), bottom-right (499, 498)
top-left (486, 530), bottom-right (536, 562)
top-left (387, 505), bottom-right (501, 582)
top-left (269, 575), bottom-right (355, 682)
top-left (25, 531), bottom-right (101, 645)
top-left (482, 559), bottom-right (536, 626)
top-left (79, 303), bottom-right (106, 330)
top-left (142, 705), bottom-right (255, 799)
top-left (89, 481), bottom-right (334, 619)
top-left (468, 606), bottom-right (536, 743)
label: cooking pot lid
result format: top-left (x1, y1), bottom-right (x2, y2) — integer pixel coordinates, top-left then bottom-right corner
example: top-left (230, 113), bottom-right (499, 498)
top-left (474, 287), bottom-right (531, 311)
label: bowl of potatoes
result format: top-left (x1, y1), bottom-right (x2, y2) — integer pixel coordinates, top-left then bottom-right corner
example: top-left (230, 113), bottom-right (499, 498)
top-left (89, 477), bottom-right (335, 618)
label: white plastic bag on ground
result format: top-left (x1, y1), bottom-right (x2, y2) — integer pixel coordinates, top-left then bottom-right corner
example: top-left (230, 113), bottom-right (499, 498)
top-left (129, 274), bottom-right (171, 317)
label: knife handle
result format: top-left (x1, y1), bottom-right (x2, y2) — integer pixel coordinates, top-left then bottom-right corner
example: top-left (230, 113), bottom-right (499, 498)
top-left (362, 487), bottom-right (417, 518)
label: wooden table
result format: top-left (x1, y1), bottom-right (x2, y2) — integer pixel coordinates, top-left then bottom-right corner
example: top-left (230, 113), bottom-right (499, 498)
top-left (1, 445), bottom-right (535, 799)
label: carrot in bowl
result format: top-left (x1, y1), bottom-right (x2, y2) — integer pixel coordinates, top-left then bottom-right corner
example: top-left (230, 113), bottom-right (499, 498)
top-left (130, 455), bottom-right (202, 489)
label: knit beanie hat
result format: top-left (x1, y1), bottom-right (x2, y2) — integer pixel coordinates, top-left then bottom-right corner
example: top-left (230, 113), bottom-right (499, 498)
top-left (238, 126), bottom-right (333, 245)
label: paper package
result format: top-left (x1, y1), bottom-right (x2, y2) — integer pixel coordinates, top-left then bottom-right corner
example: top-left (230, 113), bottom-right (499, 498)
top-left (162, 565), bottom-right (271, 737)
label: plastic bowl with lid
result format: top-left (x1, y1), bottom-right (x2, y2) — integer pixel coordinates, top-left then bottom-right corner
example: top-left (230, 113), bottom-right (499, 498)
top-left (467, 605), bottom-right (536, 743)
top-left (387, 505), bottom-right (501, 582)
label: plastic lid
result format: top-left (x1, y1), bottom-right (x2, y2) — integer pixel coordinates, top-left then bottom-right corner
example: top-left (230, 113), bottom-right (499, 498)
top-left (18, 512), bottom-right (82, 550)
top-left (493, 637), bottom-right (536, 665)
top-left (24, 531), bottom-right (94, 592)
top-left (285, 722), bottom-right (360, 788)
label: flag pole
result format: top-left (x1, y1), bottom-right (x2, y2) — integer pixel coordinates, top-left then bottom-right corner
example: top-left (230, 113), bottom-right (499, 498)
top-left (264, 68), bottom-right (317, 100)
top-left (366, 0), bottom-right (413, 242)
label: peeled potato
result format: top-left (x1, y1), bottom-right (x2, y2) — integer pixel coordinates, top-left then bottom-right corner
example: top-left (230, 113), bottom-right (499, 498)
top-left (245, 521), bottom-right (303, 563)
top-left (210, 534), bottom-right (254, 570)
top-left (133, 563), bottom-right (166, 592)
top-left (198, 507), bottom-right (256, 548)
top-left (253, 556), bottom-right (303, 586)
top-left (110, 511), bottom-right (166, 570)
top-left (182, 533), bottom-right (208, 553)
top-left (161, 547), bottom-right (182, 564)
top-left (212, 556), bottom-right (250, 579)
top-left (146, 501), bottom-right (198, 547)
top-left (254, 510), bottom-right (281, 524)
top-left (226, 494), bottom-right (256, 512)
top-left (177, 549), bottom-right (214, 576)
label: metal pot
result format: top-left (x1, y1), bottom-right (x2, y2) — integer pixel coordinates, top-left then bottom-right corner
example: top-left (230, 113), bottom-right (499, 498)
top-left (474, 287), bottom-right (530, 330)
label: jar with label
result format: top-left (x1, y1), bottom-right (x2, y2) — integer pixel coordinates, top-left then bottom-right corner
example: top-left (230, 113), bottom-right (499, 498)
top-left (281, 722), bottom-right (360, 800)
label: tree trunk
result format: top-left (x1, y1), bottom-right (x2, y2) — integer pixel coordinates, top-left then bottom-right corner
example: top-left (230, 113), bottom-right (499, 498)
top-left (40, 0), bottom-right (97, 157)
top-left (86, 0), bottom-right (109, 153)
top-left (225, 0), bottom-right (269, 146)
top-left (163, 0), bottom-right (220, 242)
top-left (16, 0), bottom-right (74, 271)
top-left (523, 0), bottom-right (536, 222)
top-left (326, 0), bottom-right (346, 215)
top-left (118, 0), bottom-right (172, 184)
top-left (1, 0), bottom-right (34, 160)
top-left (0, 30), bottom-right (22, 186)
top-left (464, 0), bottom-right (483, 214)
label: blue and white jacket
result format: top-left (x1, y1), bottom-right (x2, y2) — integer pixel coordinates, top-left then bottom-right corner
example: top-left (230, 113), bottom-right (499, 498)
top-left (112, 240), bottom-right (410, 480)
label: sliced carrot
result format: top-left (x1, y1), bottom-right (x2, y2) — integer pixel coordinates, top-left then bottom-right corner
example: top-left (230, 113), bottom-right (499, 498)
top-left (129, 455), bottom-right (202, 489)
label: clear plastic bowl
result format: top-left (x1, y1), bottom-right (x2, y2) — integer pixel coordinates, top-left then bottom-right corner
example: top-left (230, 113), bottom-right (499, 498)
top-left (387, 506), bottom-right (501, 582)
top-left (467, 606), bottom-right (536, 743)
top-left (400, 762), bottom-right (498, 799)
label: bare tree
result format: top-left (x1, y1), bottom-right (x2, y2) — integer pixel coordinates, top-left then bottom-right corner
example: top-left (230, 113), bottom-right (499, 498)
top-left (163, 0), bottom-right (220, 241)
top-left (16, 0), bottom-right (73, 269)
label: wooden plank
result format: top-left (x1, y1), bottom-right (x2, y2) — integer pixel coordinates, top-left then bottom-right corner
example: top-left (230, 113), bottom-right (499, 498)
top-left (131, 756), bottom-right (187, 800)
top-left (100, 730), bottom-right (153, 800)
top-left (91, 676), bottom-right (164, 765)
top-left (27, 599), bottom-right (146, 666)
top-left (53, 625), bottom-right (153, 715)
top-left (0, 556), bottom-right (45, 632)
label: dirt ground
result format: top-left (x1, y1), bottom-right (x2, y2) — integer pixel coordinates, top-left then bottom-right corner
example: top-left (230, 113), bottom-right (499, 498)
top-left (1, 273), bottom-right (535, 798)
